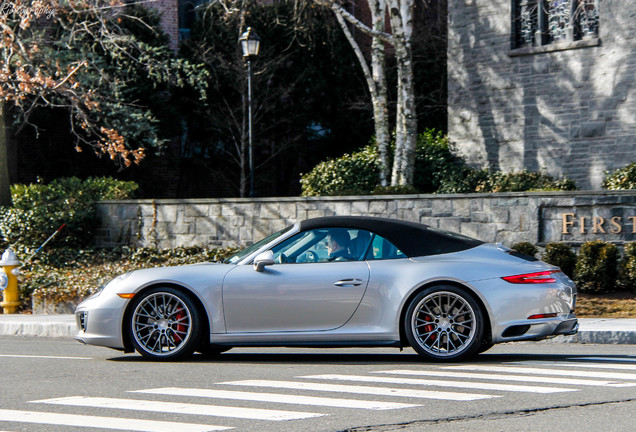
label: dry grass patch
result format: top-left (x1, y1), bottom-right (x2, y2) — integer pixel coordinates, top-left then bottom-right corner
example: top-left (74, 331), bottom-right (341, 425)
top-left (576, 291), bottom-right (636, 318)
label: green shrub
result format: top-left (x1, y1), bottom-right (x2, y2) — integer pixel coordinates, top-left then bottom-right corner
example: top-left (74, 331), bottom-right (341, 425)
top-left (412, 129), bottom-right (471, 194)
top-left (436, 168), bottom-right (490, 194)
top-left (511, 242), bottom-right (538, 258)
top-left (574, 240), bottom-right (619, 294)
top-left (542, 242), bottom-right (577, 278)
top-left (603, 163), bottom-right (636, 190)
top-left (300, 145), bottom-right (380, 196)
top-left (300, 130), bottom-right (577, 196)
top-left (619, 242), bottom-right (636, 292)
top-left (474, 170), bottom-right (576, 193)
top-left (0, 177), bottom-right (138, 250)
top-left (372, 184), bottom-right (419, 195)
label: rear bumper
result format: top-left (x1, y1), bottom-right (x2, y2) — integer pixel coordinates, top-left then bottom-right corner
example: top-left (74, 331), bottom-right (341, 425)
top-left (553, 318), bottom-right (579, 336)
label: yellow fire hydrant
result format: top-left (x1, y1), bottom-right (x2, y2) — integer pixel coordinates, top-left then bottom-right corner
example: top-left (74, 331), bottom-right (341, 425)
top-left (0, 248), bottom-right (21, 314)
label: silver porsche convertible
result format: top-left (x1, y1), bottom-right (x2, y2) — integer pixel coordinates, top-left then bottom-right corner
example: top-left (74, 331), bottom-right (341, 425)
top-left (75, 216), bottom-right (578, 361)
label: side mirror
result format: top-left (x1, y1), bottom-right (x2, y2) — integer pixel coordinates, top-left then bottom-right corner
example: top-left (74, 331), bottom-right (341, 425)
top-left (253, 250), bottom-right (275, 272)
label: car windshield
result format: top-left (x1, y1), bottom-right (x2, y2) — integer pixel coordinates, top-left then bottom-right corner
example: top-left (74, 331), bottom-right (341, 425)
top-left (223, 225), bottom-right (293, 264)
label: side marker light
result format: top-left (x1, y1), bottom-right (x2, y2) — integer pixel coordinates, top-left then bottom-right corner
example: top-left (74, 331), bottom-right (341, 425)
top-left (528, 313), bottom-right (558, 320)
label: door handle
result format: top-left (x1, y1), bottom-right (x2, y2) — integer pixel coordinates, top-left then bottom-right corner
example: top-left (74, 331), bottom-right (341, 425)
top-left (334, 278), bottom-right (364, 287)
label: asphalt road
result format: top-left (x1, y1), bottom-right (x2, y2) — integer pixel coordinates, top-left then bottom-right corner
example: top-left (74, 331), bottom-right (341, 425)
top-left (0, 337), bottom-right (635, 432)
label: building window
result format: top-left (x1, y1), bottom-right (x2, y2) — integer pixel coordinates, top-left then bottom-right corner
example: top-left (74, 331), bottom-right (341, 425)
top-left (178, 0), bottom-right (203, 41)
top-left (513, 0), bottom-right (599, 49)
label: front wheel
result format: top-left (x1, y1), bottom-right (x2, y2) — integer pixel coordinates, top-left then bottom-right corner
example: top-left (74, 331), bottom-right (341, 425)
top-left (128, 287), bottom-right (201, 360)
top-left (404, 285), bottom-right (484, 361)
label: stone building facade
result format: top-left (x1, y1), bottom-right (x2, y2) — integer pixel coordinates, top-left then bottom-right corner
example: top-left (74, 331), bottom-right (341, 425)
top-left (448, 0), bottom-right (636, 190)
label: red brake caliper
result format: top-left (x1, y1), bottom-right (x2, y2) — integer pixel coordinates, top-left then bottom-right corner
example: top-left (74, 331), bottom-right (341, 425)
top-left (424, 315), bottom-right (436, 342)
top-left (173, 310), bottom-right (185, 343)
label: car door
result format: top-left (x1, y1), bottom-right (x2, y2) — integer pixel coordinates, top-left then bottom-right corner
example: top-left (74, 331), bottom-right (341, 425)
top-left (222, 228), bottom-right (371, 333)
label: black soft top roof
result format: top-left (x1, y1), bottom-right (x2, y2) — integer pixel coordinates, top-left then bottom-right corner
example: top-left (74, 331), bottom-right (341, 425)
top-left (298, 216), bottom-right (483, 257)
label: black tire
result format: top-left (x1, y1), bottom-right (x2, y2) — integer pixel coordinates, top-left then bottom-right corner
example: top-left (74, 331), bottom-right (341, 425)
top-left (128, 286), bottom-right (201, 360)
top-left (197, 341), bottom-right (232, 357)
top-left (404, 285), bottom-right (484, 362)
top-left (478, 341), bottom-right (494, 354)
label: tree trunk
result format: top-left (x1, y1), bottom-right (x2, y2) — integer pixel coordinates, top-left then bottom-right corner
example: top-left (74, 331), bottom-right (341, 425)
top-left (0, 102), bottom-right (12, 207)
top-left (388, 0), bottom-right (416, 186)
top-left (320, 0), bottom-right (392, 186)
top-left (370, 0), bottom-right (390, 186)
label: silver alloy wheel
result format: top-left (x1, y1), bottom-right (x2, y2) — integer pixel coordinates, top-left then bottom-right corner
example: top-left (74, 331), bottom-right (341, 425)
top-left (132, 291), bottom-right (193, 357)
top-left (410, 290), bottom-right (477, 357)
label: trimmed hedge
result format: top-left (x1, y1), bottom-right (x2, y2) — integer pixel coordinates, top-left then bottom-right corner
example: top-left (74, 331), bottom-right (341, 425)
top-left (574, 241), bottom-right (620, 294)
top-left (619, 242), bottom-right (636, 291)
top-left (542, 242), bottom-right (577, 278)
top-left (511, 242), bottom-right (538, 257)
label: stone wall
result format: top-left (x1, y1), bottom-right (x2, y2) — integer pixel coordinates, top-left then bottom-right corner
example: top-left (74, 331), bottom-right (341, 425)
top-left (95, 191), bottom-right (636, 249)
top-left (448, 0), bottom-right (636, 190)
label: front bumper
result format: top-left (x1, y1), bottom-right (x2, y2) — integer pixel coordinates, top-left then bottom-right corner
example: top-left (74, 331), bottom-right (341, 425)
top-left (74, 293), bottom-right (128, 350)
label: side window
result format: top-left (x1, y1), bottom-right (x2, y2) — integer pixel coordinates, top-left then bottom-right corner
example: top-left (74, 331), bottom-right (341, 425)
top-left (366, 234), bottom-right (406, 260)
top-left (270, 228), bottom-right (373, 263)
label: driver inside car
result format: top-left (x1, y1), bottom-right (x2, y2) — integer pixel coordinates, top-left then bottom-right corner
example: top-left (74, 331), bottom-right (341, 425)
top-left (326, 230), bottom-right (353, 261)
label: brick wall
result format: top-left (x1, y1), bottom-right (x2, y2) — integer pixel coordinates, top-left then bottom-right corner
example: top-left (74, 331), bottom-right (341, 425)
top-left (448, 0), bottom-right (636, 190)
top-left (148, 0), bottom-right (180, 51)
top-left (95, 191), bottom-right (636, 249)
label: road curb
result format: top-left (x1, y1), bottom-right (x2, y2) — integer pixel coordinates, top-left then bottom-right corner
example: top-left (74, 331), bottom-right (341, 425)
top-left (0, 316), bottom-right (634, 344)
top-left (0, 315), bottom-right (76, 338)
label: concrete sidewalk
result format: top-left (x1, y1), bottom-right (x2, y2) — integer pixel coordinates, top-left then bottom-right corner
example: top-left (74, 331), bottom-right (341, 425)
top-left (0, 314), bottom-right (634, 344)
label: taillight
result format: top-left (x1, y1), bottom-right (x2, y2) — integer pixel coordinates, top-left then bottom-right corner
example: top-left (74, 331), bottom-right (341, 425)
top-left (502, 270), bottom-right (560, 284)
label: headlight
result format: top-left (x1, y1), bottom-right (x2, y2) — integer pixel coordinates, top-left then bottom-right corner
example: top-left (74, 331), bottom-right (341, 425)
top-left (88, 272), bottom-right (133, 299)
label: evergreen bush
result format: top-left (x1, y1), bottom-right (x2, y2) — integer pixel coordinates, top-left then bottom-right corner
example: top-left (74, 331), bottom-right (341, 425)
top-left (300, 131), bottom-right (577, 196)
top-left (412, 129), bottom-right (471, 193)
top-left (574, 240), bottom-right (619, 294)
top-left (542, 242), bottom-right (577, 278)
top-left (474, 170), bottom-right (576, 193)
top-left (619, 242), bottom-right (636, 292)
top-left (372, 185), bottom-right (419, 195)
top-left (603, 163), bottom-right (636, 190)
top-left (299, 145), bottom-right (380, 196)
top-left (0, 177), bottom-right (138, 250)
top-left (511, 242), bottom-right (538, 258)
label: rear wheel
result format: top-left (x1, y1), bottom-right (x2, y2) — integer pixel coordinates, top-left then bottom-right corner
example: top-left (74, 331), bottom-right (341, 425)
top-left (404, 285), bottom-right (484, 361)
top-left (128, 287), bottom-right (201, 360)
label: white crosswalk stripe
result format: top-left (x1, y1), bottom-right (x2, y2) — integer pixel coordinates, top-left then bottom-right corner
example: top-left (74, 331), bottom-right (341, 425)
top-left (567, 357), bottom-right (636, 363)
top-left (218, 379), bottom-right (498, 401)
top-left (301, 373), bottom-right (577, 393)
top-left (443, 365), bottom-right (636, 382)
top-left (375, 369), bottom-right (629, 387)
top-left (0, 409), bottom-right (228, 432)
top-left (518, 361), bottom-right (636, 371)
top-left (33, 396), bottom-right (324, 421)
top-left (132, 387), bottom-right (421, 410)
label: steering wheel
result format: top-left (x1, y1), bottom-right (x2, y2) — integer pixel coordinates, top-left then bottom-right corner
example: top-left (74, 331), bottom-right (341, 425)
top-left (304, 250), bottom-right (318, 263)
top-left (276, 253), bottom-right (287, 264)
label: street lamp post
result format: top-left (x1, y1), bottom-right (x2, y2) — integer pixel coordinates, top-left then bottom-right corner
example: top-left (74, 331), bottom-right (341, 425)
top-left (239, 27), bottom-right (260, 197)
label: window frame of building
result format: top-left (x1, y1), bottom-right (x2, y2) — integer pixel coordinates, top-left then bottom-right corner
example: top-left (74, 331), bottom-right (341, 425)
top-left (510, 0), bottom-right (600, 56)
